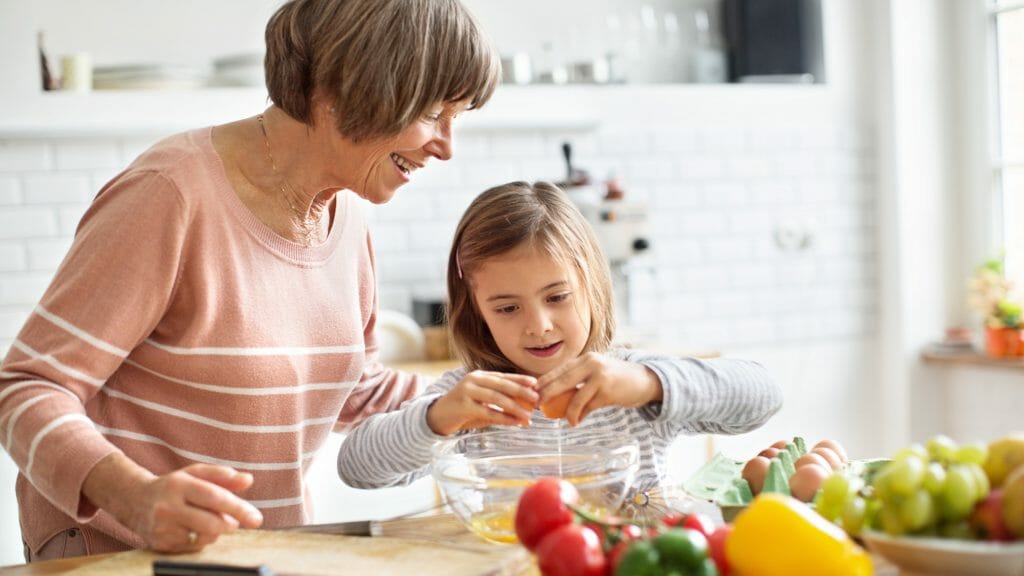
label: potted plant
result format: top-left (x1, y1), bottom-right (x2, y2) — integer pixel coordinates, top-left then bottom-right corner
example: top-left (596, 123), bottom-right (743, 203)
top-left (967, 257), bottom-right (1024, 358)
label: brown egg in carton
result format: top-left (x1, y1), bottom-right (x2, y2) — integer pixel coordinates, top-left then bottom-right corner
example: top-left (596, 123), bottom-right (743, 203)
top-left (741, 438), bottom-right (851, 503)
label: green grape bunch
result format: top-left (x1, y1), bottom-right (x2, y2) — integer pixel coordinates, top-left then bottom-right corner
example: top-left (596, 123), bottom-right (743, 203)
top-left (815, 435), bottom-right (990, 539)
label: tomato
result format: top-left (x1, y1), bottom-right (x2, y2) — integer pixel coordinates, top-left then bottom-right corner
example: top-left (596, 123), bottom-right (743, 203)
top-left (618, 524), bottom-right (644, 542)
top-left (681, 513), bottom-right (716, 540)
top-left (614, 540), bottom-right (661, 576)
top-left (660, 513), bottom-right (685, 528)
top-left (651, 528), bottom-right (708, 571)
top-left (534, 524), bottom-right (606, 576)
top-left (515, 478), bottom-right (580, 551)
top-left (660, 512), bottom-right (715, 540)
top-left (607, 540), bottom-right (631, 575)
top-left (582, 522), bottom-right (610, 548)
top-left (706, 524), bottom-right (733, 576)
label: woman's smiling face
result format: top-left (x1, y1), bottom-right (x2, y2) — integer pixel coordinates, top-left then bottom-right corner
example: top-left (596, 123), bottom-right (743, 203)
top-left (470, 244), bottom-right (591, 377)
top-left (347, 100), bottom-right (467, 204)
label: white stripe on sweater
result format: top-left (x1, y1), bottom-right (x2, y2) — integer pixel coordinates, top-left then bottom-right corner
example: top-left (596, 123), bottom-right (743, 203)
top-left (101, 387), bottom-right (339, 433)
top-left (0, 379), bottom-right (79, 404)
top-left (94, 424), bottom-right (316, 471)
top-left (4, 393), bottom-right (53, 451)
top-left (12, 340), bottom-right (104, 387)
top-left (123, 358), bottom-right (357, 396)
top-left (249, 496), bottom-right (304, 509)
top-left (26, 413), bottom-right (92, 482)
top-left (35, 305), bottom-right (130, 358)
top-left (143, 339), bottom-right (364, 357)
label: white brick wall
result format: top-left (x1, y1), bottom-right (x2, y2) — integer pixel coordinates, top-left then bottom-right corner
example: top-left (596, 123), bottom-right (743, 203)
top-left (0, 119), bottom-right (877, 357)
top-left (0, 118), bottom-right (881, 566)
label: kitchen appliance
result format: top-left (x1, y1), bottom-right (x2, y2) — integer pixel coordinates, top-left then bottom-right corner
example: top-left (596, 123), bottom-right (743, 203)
top-left (724, 0), bottom-right (824, 83)
top-left (558, 143), bottom-right (650, 264)
top-left (412, 295), bottom-right (452, 361)
top-left (557, 143), bottom-right (652, 332)
top-left (574, 194), bottom-right (650, 264)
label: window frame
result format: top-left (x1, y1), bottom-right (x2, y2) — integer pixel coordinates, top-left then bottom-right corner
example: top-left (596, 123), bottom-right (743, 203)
top-left (988, 0), bottom-right (1024, 284)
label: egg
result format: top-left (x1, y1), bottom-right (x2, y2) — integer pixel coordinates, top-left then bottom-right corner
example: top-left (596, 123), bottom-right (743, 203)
top-left (758, 447), bottom-right (782, 459)
top-left (789, 462), bottom-right (830, 502)
top-left (794, 451), bottom-right (831, 471)
top-left (812, 446), bottom-right (844, 470)
top-left (771, 439), bottom-right (788, 450)
top-left (814, 439), bottom-right (849, 463)
top-left (742, 456), bottom-right (772, 495)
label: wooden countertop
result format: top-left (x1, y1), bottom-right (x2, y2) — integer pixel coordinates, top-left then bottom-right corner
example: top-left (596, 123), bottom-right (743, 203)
top-left (0, 515), bottom-right (534, 576)
top-left (0, 513), bottom-right (898, 575)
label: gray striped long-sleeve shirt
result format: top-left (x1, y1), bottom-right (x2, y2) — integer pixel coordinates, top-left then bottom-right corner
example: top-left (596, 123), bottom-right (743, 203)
top-left (337, 349), bottom-right (781, 492)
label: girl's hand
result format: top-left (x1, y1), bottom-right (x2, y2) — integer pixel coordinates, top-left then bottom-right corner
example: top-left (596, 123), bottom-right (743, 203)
top-left (426, 371), bottom-right (538, 436)
top-left (536, 352), bottom-right (663, 426)
top-left (84, 454), bottom-right (264, 553)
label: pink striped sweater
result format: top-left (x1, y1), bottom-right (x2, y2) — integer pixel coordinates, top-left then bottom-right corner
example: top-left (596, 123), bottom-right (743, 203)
top-left (0, 128), bottom-right (425, 556)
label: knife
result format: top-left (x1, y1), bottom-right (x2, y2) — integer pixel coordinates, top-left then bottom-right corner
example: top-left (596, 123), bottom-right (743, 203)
top-left (277, 519), bottom-right (381, 537)
top-left (276, 501), bottom-right (450, 536)
top-left (153, 560), bottom-right (275, 576)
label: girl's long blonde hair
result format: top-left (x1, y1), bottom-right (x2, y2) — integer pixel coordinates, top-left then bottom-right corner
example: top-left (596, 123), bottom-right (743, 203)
top-left (447, 181), bottom-right (615, 372)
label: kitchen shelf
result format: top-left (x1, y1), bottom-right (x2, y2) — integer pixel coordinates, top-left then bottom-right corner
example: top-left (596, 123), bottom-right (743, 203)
top-left (921, 347), bottom-right (1024, 371)
top-left (0, 83), bottom-right (837, 139)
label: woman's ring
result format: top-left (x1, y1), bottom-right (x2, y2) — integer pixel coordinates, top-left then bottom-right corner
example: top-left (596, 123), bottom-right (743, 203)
top-left (187, 530), bottom-right (198, 545)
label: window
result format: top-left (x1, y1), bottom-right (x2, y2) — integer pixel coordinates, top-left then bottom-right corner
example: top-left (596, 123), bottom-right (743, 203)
top-left (991, 1), bottom-right (1024, 285)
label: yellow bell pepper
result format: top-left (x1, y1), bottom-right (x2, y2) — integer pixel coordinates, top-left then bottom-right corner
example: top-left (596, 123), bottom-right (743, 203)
top-left (726, 493), bottom-right (873, 576)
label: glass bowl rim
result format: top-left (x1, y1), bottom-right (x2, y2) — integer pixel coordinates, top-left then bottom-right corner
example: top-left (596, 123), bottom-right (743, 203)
top-left (430, 428), bottom-right (641, 488)
top-left (430, 427), bottom-right (642, 458)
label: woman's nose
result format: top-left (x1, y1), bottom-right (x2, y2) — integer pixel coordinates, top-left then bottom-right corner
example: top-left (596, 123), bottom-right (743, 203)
top-left (425, 124), bottom-right (453, 161)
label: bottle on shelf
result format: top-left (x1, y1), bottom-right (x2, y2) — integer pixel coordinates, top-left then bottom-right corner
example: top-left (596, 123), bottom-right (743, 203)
top-left (689, 7), bottom-right (728, 83)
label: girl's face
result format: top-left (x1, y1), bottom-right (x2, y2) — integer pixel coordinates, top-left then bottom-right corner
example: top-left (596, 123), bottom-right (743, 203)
top-left (470, 244), bottom-right (590, 377)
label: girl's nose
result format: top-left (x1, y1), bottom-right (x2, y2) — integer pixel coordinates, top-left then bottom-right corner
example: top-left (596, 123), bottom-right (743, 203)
top-left (526, 309), bottom-right (553, 335)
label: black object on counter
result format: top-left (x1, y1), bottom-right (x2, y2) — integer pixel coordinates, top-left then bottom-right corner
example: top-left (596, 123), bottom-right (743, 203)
top-left (38, 31), bottom-right (57, 91)
top-left (560, 142), bottom-right (590, 187)
top-left (413, 297), bottom-right (446, 327)
top-left (153, 560), bottom-right (274, 576)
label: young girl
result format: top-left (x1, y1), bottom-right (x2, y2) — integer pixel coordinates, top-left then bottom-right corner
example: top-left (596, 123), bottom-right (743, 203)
top-left (338, 181), bottom-right (782, 493)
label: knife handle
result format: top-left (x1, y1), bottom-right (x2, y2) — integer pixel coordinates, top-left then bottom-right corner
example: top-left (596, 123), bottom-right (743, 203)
top-left (153, 560), bottom-right (275, 576)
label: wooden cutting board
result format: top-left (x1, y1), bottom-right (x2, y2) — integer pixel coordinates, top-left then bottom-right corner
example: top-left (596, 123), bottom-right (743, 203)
top-left (63, 515), bottom-right (536, 576)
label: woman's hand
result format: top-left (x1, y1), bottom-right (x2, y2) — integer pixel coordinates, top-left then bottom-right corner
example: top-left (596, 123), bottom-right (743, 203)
top-left (536, 352), bottom-right (663, 426)
top-left (83, 453), bottom-right (264, 553)
top-left (425, 371), bottom-right (538, 436)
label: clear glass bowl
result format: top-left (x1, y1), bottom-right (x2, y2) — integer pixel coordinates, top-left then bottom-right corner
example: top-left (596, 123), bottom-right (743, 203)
top-left (431, 425), bottom-right (640, 545)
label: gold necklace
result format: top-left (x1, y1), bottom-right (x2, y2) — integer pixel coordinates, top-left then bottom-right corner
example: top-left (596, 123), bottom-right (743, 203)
top-left (256, 114), bottom-right (322, 246)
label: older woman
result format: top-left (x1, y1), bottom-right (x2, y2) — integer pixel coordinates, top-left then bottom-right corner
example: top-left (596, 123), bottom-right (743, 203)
top-left (0, 0), bottom-right (500, 561)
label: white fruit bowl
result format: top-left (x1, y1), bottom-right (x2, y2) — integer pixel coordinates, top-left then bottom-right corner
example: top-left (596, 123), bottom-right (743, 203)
top-left (862, 529), bottom-right (1024, 576)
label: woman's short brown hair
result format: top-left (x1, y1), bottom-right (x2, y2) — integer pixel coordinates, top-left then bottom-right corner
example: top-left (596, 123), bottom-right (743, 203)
top-left (447, 181), bottom-right (615, 372)
top-left (265, 0), bottom-right (501, 142)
